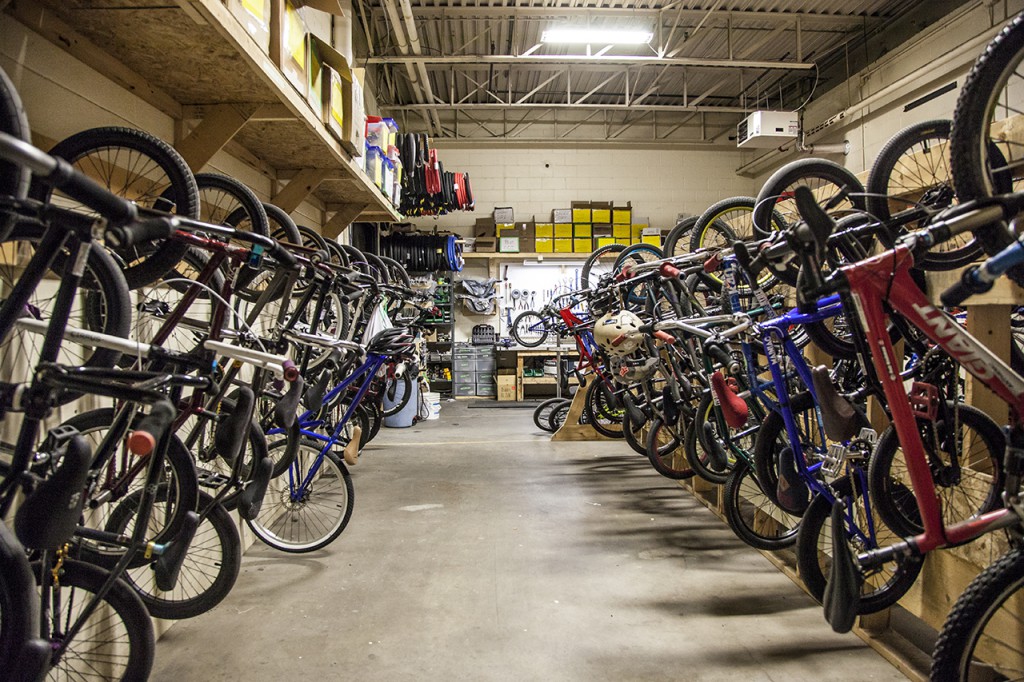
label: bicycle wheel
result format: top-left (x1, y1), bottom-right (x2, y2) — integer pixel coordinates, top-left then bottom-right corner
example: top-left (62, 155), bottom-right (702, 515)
top-left (692, 390), bottom-right (743, 484)
top-left (868, 402), bottom-right (1005, 538)
top-left (580, 243), bottom-right (626, 290)
top-left (247, 440), bottom-right (354, 553)
top-left (644, 417), bottom-right (693, 479)
top-left (0, 224), bottom-right (131, 399)
top-left (931, 546), bottom-right (1024, 682)
top-left (511, 311), bottom-right (549, 347)
top-left (533, 397), bottom-right (566, 432)
top-left (29, 126), bottom-right (198, 289)
top-left (107, 491), bottom-right (241, 620)
top-left (950, 11), bottom-right (1024, 263)
top-left (263, 202), bottom-right (302, 245)
top-left (866, 119), bottom-right (986, 270)
top-left (583, 380), bottom-right (624, 438)
top-left (753, 159), bottom-right (866, 241)
top-left (548, 400), bottom-right (571, 431)
top-left (752, 391), bottom-right (828, 511)
top-left (0, 66), bottom-right (30, 239)
top-left (661, 216), bottom-right (698, 257)
top-left (63, 408), bottom-right (198, 569)
top-left (34, 558), bottom-right (155, 681)
top-left (690, 196), bottom-right (786, 292)
top-left (380, 368), bottom-right (413, 418)
top-left (795, 477), bottom-right (924, 613)
top-left (722, 459), bottom-right (801, 551)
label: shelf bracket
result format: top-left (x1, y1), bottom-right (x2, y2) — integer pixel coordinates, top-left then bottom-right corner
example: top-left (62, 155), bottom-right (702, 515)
top-left (175, 103), bottom-right (258, 171)
top-left (271, 168), bottom-right (335, 213)
top-left (322, 202), bottom-right (370, 238)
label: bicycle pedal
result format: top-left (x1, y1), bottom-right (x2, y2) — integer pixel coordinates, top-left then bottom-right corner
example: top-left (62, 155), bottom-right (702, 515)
top-left (343, 426), bottom-right (362, 466)
top-left (195, 468), bottom-right (231, 489)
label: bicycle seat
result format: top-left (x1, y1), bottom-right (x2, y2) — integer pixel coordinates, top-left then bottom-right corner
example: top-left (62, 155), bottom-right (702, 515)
top-left (14, 433), bottom-right (91, 550)
top-left (809, 366), bottom-right (867, 442)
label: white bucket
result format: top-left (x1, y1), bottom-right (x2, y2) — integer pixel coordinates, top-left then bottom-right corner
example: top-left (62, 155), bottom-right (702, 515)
top-left (425, 392), bottom-right (441, 420)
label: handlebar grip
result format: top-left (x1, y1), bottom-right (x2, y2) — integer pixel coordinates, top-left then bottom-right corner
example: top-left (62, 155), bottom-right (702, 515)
top-left (653, 330), bottom-right (676, 344)
top-left (281, 359), bottom-right (300, 383)
top-left (638, 323), bottom-right (654, 334)
top-left (659, 262), bottom-right (682, 279)
top-left (940, 265), bottom-right (992, 307)
top-left (705, 343), bottom-right (733, 369)
top-left (272, 242), bottom-right (297, 269)
top-left (703, 253), bottom-right (722, 273)
top-left (611, 333), bottom-right (628, 347)
top-left (105, 217), bottom-right (174, 250)
top-left (127, 400), bottom-right (177, 456)
top-left (48, 157), bottom-right (138, 227)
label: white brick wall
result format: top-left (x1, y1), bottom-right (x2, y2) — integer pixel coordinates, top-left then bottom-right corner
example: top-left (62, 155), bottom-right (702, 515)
top-left (411, 146), bottom-right (757, 233)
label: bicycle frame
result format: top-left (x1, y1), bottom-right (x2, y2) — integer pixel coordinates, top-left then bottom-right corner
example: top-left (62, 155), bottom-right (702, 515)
top-left (841, 244), bottom-right (1024, 554)
top-left (266, 351), bottom-right (388, 496)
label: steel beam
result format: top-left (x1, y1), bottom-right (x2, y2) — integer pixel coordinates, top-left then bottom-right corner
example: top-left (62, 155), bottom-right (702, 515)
top-left (367, 54), bottom-right (816, 70)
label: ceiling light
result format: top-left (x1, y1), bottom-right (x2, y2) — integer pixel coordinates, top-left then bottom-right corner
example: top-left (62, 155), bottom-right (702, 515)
top-left (541, 28), bottom-right (653, 45)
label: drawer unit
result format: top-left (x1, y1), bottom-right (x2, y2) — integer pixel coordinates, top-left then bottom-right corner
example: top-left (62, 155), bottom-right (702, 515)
top-left (453, 382), bottom-right (477, 396)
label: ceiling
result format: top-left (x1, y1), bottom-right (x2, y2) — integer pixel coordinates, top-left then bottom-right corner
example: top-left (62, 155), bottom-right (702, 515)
top-left (351, 0), bottom-right (947, 146)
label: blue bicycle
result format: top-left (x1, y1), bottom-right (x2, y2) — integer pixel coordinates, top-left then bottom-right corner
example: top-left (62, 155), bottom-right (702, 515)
top-left (248, 327), bottom-right (414, 552)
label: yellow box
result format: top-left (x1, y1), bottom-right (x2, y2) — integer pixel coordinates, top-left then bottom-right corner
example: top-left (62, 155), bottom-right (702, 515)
top-left (496, 223), bottom-right (515, 236)
top-left (574, 238), bottom-right (592, 253)
top-left (613, 224), bottom-right (631, 238)
top-left (631, 225), bottom-right (643, 240)
top-left (535, 223), bottom-right (554, 238)
top-left (229, 0), bottom-right (271, 53)
top-left (554, 239), bottom-right (573, 253)
top-left (632, 223), bottom-right (649, 231)
top-left (572, 208), bottom-right (591, 222)
top-left (281, 0), bottom-right (308, 96)
top-left (554, 224), bottom-right (573, 238)
top-left (573, 224), bottom-right (592, 238)
top-left (323, 65), bottom-right (345, 142)
top-left (592, 209), bottom-right (611, 223)
top-left (595, 237), bottom-right (616, 248)
top-left (535, 238), bottom-right (554, 253)
top-left (641, 234), bottom-right (662, 246)
top-left (616, 237), bottom-right (632, 245)
top-left (613, 207), bottom-right (632, 224)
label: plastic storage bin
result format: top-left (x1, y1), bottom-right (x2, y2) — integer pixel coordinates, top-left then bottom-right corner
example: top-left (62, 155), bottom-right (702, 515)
top-left (383, 378), bottom-right (419, 428)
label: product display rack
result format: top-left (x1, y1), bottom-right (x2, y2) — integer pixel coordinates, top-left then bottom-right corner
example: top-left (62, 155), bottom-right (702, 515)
top-left (424, 275), bottom-right (454, 396)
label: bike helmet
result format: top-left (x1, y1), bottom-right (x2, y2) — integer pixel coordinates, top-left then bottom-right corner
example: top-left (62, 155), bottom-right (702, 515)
top-left (593, 310), bottom-right (644, 357)
top-left (367, 327), bottom-right (416, 356)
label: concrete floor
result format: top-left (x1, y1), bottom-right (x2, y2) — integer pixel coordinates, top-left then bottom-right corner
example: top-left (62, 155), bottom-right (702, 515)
top-left (151, 401), bottom-right (907, 681)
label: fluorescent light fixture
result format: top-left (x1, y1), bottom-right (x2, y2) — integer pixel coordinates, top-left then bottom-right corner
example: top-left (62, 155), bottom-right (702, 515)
top-left (541, 27), bottom-right (653, 45)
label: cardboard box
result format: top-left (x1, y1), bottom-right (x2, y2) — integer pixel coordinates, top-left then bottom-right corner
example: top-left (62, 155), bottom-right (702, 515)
top-left (307, 37), bottom-right (322, 112)
top-left (571, 201), bottom-right (591, 223)
top-left (616, 237), bottom-right (632, 245)
top-left (534, 222), bottom-right (554, 238)
top-left (474, 218), bottom-right (496, 237)
top-left (613, 224), bottom-right (631, 238)
top-left (613, 204), bottom-right (632, 224)
top-left (496, 223), bottom-right (515, 236)
top-left (535, 238), bottom-right (553, 253)
top-left (641, 227), bottom-right (662, 247)
top-left (573, 238), bottom-right (592, 253)
top-left (554, 223), bottom-right (573, 238)
top-left (592, 224), bottom-right (613, 239)
top-left (552, 208), bottom-right (571, 223)
top-left (554, 238), bottom-right (573, 253)
top-left (493, 207), bottom-right (514, 223)
top-left (591, 201), bottom-right (612, 224)
top-left (574, 224), bottom-right (592, 238)
top-left (344, 67), bottom-right (365, 157)
top-left (228, 0), bottom-right (271, 53)
top-left (280, 0), bottom-right (307, 97)
top-left (475, 237), bottom-right (497, 253)
top-left (322, 65), bottom-right (345, 142)
top-left (499, 236), bottom-right (520, 253)
top-left (497, 373), bottom-right (517, 401)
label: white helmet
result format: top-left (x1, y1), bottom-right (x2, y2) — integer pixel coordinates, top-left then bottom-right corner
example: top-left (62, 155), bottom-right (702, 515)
top-left (594, 310), bottom-right (644, 357)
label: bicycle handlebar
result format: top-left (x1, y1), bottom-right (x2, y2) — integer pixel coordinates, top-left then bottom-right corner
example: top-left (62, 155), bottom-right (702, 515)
top-left (127, 399), bottom-right (176, 456)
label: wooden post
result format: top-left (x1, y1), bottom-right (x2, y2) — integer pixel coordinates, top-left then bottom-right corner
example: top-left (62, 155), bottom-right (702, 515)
top-left (175, 104), bottom-right (257, 171)
top-left (322, 202), bottom-right (369, 238)
top-left (271, 168), bottom-right (334, 213)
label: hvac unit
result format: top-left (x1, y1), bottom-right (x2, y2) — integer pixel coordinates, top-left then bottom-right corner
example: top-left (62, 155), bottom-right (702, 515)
top-left (736, 111), bottom-right (799, 148)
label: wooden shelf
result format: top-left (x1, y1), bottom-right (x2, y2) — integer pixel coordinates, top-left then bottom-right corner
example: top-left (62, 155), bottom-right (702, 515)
top-left (522, 376), bottom-right (557, 385)
top-left (10, 0), bottom-right (400, 224)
